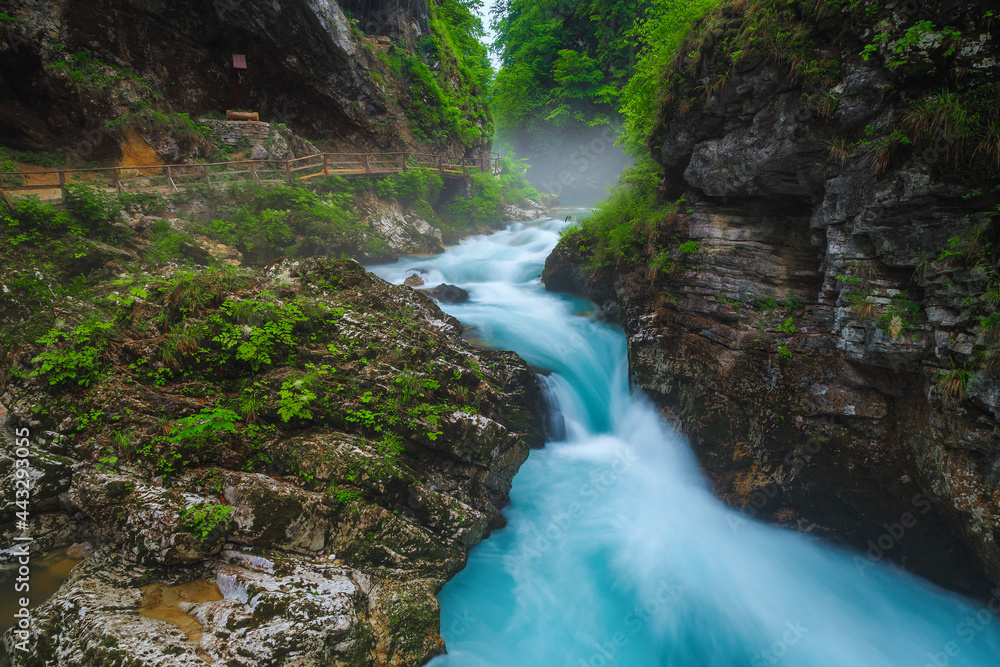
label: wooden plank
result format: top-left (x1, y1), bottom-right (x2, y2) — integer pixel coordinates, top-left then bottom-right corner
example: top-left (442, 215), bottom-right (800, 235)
top-left (166, 165), bottom-right (179, 193)
top-left (0, 187), bottom-right (15, 214)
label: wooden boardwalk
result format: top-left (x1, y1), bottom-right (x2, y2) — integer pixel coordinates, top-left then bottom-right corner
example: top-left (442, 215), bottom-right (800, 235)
top-left (0, 151), bottom-right (502, 204)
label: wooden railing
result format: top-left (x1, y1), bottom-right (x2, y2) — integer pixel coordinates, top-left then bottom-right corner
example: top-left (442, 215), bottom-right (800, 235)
top-left (0, 151), bottom-right (504, 204)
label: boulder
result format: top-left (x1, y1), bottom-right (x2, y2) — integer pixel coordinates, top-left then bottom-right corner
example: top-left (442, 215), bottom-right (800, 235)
top-left (421, 284), bottom-right (469, 304)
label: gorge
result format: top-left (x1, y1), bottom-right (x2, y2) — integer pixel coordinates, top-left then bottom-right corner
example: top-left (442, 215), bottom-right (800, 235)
top-left (374, 212), bottom-right (1000, 666)
top-left (1, 0), bottom-right (1000, 664)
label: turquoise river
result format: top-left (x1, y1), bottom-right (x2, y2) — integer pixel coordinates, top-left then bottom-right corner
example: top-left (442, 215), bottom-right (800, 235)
top-left (371, 213), bottom-right (1000, 667)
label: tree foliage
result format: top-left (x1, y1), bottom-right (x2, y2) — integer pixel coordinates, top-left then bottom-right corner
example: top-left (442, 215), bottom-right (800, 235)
top-left (490, 0), bottom-right (649, 146)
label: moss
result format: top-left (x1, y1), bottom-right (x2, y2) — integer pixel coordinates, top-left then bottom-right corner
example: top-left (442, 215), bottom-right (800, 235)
top-left (562, 159), bottom-right (677, 269)
top-left (105, 481), bottom-right (135, 500)
top-left (248, 490), bottom-right (305, 543)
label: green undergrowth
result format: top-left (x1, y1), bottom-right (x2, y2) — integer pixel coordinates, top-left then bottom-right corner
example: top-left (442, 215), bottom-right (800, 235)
top-left (5, 257), bottom-right (507, 512)
top-left (192, 181), bottom-right (368, 264)
top-left (2, 185), bottom-right (136, 246)
top-left (442, 157), bottom-right (540, 233)
top-left (1, 160), bottom-right (539, 286)
top-left (560, 159), bottom-right (677, 270)
top-left (46, 49), bottom-right (211, 157)
top-left (384, 0), bottom-right (492, 148)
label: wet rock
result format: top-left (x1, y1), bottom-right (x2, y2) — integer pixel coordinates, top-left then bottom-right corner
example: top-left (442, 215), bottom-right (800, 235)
top-left (542, 240), bottom-right (590, 295)
top-left (367, 200), bottom-right (444, 257)
top-left (422, 283), bottom-right (469, 303)
top-left (250, 144), bottom-right (269, 161)
top-left (0, 257), bottom-right (542, 664)
top-left (66, 541), bottom-right (93, 560)
top-left (404, 273), bottom-right (426, 287)
top-left (72, 471), bottom-right (223, 566)
top-left (178, 241), bottom-right (212, 265)
top-left (551, 0), bottom-right (1000, 593)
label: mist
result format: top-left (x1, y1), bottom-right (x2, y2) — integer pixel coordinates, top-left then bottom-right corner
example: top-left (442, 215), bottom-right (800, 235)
top-left (497, 125), bottom-right (632, 207)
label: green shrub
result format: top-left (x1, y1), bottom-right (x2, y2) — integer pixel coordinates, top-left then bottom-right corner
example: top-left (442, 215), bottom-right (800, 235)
top-left (777, 317), bottom-right (796, 335)
top-left (6, 197), bottom-right (72, 243)
top-left (0, 159), bottom-right (24, 187)
top-left (145, 219), bottom-right (192, 264)
top-left (277, 366), bottom-right (329, 422)
top-left (200, 183), bottom-right (362, 263)
top-left (447, 171), bottom-right (504, 226)
top-left (64, 185), bottom-right (122, 235)
top-left (210, 299), bottom-right (309, 372)
top-left (182, 502), bottom-right (234, 541)
top-left (564, 159), bottom-right (674, 268)
top-left (495, 155), bottom-right (540, 205)
top-left (166, 407), bottom-right (240, 449)
top-left (375, 177), bottom-right (398, 199)
top-left (30, 319), bottom-right (115, 388)
top-left (678, 240), bottom-right (701, 255)
top-left (393, 168), bottom-right (444, 217)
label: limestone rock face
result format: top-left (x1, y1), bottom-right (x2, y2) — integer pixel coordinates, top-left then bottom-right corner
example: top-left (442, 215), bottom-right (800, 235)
top-left (421, 284), bottom-right (470, 304)
top-left (547, 1), bottom-right (1000, 594)
top-left (0, 258), bottom-right (543, 666)
top-left (0, 0), bottom-right (488, 160)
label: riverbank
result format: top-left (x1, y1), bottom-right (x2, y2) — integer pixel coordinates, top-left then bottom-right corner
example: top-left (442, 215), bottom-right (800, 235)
top-left (0, 249), bottom-right (543, 664)
top-left (372, 213), bottom-right (1000, 666)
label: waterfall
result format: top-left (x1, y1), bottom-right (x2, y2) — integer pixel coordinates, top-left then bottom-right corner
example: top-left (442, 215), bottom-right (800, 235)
top-left (371, 214), bottom-right (1000, 666)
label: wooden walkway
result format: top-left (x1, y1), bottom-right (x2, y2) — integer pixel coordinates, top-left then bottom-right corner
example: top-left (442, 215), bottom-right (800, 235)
top-left (0, 151), bottom-right (503, 204)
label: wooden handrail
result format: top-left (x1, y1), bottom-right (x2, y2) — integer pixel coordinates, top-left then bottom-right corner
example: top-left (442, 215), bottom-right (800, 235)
top-left (0, 150), bottom-right (504, 204)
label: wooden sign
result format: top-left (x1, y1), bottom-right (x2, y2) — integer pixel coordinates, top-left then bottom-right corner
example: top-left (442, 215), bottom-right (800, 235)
top-left (233, 54), bottom-right (247, 69)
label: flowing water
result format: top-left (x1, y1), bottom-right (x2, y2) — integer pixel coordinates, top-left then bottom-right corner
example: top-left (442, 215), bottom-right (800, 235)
top-left (377, 212), bottom-right (1000, 667)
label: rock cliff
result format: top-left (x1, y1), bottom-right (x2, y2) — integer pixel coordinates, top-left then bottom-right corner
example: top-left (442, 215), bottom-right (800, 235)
top-left (0, 257), bottom-right (542, 665)
top-left (0, 0), bottom-right (490, 163)
top-left (546, 0), bottom-right (1000, 594)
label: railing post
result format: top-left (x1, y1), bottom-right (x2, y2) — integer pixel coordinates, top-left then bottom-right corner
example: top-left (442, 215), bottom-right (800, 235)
top-left (114, 168), bottom-right (123, 195)
top-left (363, 153), bottom-right (371, 175)
top-left (323, 154), bottom-right (329, 178)
top-left (438, 156), bottom-right (444, 176)
top-left (250, 161), bottom-right (260, 185)
top-left (0, 187), bottom-right (15, 215)
top-left (462, 158), bottom-right (467, 176)
top-left (401, 153), bottom-right (408, 172)
top-left (166, 165), bottom-right (179, 193)
top-left (59, 171), bottom-right (68, 201)
top-left (285, 160), bottom-right (293, 184)
top-left (204, 164), bottom-right (212, 190)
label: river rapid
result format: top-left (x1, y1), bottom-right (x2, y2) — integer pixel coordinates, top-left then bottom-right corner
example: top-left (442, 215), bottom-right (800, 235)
top-left (370, 213), bottom-right (1000, 667)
